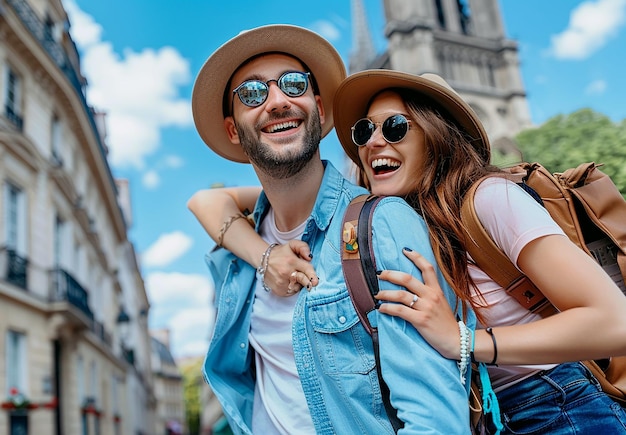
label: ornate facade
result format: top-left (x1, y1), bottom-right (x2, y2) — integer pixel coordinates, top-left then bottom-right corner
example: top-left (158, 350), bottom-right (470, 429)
top-left (351, 0), bottom-right (532, 155)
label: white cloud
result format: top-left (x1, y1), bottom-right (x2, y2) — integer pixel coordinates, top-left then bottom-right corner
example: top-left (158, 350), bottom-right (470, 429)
top-left (64, 0), bottom-right (102, 46)
top-left (585, 79), bottom-right (608, 95)
top-left (142, 232), bottom-right (193, 268)
top-left (169, 307), bottom-right (214, 358)
top-left (310, 20), bottom-right (341, 42)
top-left (550, 0), bottom-right (626, 60)
top-left (163, 155), bottom-right (184, 169)
top-left (66, 1), bottom-right (193, 169)
top-left (145, 271), bottom-right (211, 305)
top-left (145, 272), bottom-right (215, 358)
top-left (142, 170), bottom-right (160, 189)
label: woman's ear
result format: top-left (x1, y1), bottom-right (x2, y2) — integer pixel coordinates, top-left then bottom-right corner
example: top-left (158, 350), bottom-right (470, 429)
top-left (224, 116), bottom-right (240, 144)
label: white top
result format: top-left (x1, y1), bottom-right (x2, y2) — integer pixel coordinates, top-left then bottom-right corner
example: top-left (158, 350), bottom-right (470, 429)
top-left (249, 208), bottom-right (315, 434)
top-left (469, 177), bottom-right (566, 390)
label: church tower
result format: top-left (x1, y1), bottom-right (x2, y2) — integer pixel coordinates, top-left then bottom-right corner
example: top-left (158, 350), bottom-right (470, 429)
top-left (351, 0), bottom-right (532, 155)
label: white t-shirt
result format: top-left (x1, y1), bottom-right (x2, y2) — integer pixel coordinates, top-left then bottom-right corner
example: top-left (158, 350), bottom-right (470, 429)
top-left (469, 177), bottom-right (566, 390)
top-left (249, 208), bottom-right (315, 434)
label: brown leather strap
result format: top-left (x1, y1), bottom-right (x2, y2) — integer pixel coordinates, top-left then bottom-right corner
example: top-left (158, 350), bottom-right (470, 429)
top-left (342, 194), bottom-right (377, 335)
top-left (461, 179), bottom-right (550, 313)
top-left (341, 194), bottom-right (403, 432)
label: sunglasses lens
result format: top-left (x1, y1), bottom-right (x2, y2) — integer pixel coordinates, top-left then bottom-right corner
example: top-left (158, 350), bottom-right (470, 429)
top-left (278, 72), bottom-right (309, 97)
top-left (237, 81), bottom-right (268, 106)
top-left (352, 119), bottom-right (375, 146)
top-left (382, 115), bottom-right (409, 143)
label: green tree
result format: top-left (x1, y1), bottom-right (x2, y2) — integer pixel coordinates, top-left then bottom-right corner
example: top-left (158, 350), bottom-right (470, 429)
top-left (514, 108), bottom-right (626, 198)
top-left (180, 357), bottom-right (203, 435)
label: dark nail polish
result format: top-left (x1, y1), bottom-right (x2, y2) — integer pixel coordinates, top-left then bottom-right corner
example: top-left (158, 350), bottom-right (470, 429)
top-left (376, 270), bottom-right (382, 275)
top-left (309, 253), bottom-right (313, 258)
top-left (403, 247), bottom-right (413, 252)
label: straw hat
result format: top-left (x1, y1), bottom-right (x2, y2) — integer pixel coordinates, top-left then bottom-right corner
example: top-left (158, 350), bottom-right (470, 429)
top-left (192, 24), bottom-right (347, 163)
top-left (333, 69), bottom-right (491, 167)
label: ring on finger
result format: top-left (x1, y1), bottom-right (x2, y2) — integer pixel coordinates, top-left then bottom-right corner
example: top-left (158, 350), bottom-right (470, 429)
top-left (408, 294), bottom-right (418, 309)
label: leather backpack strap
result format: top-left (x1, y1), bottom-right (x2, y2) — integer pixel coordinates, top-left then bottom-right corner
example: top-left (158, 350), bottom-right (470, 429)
top-left (461, 178), bottom-right (552, 314)
top-left (342, 194), bottom-right (377, 335)
top-left (341, 194), bottom-right (403, 432)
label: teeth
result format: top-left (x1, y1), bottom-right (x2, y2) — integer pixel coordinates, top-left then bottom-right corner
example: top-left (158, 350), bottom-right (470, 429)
top-left (267, 121), bottom-right (299, 133)
top-left (371, 158), bottom-right (400, 169)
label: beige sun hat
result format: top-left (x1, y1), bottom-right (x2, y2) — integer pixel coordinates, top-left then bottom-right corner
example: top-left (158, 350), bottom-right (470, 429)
top-left (333, 69), bottom-right (491, 168)
top-left (192, 24), bottom-right (347, 163)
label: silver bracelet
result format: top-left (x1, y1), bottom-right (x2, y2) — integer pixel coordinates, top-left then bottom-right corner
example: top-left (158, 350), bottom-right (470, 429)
top-left (257, 243), bottom-right (278, 292)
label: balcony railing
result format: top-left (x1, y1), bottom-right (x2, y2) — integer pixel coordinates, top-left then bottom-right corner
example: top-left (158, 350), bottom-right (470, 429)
top-left (50, 268), bottom-right (94, 322)
top-left (6, 249), bottom-right (28, 289)
top-left (4, 104), bottom-right (24, 131)
top-left (0, 247), bottom-right (28, 290)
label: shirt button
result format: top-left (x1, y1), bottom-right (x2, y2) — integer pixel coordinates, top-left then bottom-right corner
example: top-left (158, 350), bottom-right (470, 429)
top-left (339, 316), bottom-right (346, 324)
top-left (239, 343), bottom-right (246, 349)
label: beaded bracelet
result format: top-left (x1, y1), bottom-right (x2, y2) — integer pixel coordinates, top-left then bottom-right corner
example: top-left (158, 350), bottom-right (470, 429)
top-left (457, 320), bottom-right (471, 385)
top-left (470, 327), bottom-right (476, 364)
top-left (257, 243), bottom-right (278, 292)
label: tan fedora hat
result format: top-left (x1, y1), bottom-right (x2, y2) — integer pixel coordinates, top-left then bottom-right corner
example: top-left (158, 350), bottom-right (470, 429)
top-left (333, 69), bottom-right (491, 168)
top-left (192, 24), bottom-right (347, 163)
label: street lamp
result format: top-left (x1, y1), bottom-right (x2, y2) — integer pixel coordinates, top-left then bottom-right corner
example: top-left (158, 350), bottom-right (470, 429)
top-left (116, 307), bottom-right (134, 364)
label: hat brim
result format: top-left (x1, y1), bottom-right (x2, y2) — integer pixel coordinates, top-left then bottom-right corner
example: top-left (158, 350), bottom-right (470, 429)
top-left (192, 25), bottom-right (346, 163)
top-left (333, 70), bottom-right (491, 167)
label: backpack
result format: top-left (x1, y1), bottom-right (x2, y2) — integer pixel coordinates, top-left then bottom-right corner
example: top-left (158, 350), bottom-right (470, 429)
top-left (341, 194), bottom-right (490, 434)
top-left (460, 161), bottom-right (626, 407)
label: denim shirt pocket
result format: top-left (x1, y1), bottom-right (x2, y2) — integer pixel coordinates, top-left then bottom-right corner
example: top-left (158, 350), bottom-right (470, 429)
top-left (308, 293), bottom-right (376, 376)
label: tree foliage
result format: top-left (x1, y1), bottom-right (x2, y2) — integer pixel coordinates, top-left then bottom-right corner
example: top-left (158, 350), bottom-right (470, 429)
top-left (181, 357), bottom-right (204, 435)
top-left (513, 108), bottom-right (626, 198)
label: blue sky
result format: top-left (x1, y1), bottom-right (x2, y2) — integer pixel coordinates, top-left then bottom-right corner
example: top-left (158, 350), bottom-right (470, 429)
top-left (65, 0), bottom-right (626, 358)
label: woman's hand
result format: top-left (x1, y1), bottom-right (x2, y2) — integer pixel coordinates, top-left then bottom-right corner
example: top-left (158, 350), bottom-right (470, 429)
top-left (265, 240), bottom-right (319, 297)
top-left (376, 248), bottom-right (461, 360)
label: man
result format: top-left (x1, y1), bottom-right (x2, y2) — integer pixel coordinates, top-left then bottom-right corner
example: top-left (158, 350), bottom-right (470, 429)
top-left (191, 24), bottom-right (472, 434)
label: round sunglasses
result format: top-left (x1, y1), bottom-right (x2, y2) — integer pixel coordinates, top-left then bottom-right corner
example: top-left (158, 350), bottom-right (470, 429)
top-left (351, 114), bottom-right (412, 146)
top-left (232, 71), bottom-right (311, 108)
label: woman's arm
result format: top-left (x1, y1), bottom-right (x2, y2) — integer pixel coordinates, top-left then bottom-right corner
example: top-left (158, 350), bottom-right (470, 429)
top-left (187, 187), bottom-right (318, 294)
top-left (376, 239), bottom-right (626, 365)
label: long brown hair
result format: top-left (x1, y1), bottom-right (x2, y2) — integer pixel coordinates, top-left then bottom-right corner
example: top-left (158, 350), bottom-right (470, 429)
top-left (358, 89), bottom-right (500, 320)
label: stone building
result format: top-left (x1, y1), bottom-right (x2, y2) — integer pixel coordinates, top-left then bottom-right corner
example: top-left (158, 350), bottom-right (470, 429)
top-left (150, 330), bottom-right (185, 435)
top-left (352, 0), bottom-right (532, 155)
top-left (0, 0), bottom-right (156, 433)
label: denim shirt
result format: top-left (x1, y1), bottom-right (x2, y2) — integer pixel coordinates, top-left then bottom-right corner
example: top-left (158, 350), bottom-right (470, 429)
top-left (203, 161), bottom-right (474, 434)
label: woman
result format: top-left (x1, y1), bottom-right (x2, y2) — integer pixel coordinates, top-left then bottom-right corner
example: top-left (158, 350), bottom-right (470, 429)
top-left (188, 70), bottom-right (626, 434)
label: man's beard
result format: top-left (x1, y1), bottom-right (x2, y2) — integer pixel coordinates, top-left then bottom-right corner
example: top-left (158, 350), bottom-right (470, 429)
top-left (236, 107), bottom-right (322, 179)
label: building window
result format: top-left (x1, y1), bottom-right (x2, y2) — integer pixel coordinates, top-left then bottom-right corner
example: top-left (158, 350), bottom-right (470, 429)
top-left (51, 116), bottom-right (64, 165)
top-left (5, 182), bottom-right (22, 251)
top-left (6, 330), bottom-right (27, 396)
top-left (3, 182), bottom-right (28, 288)
top-left (457, 0), bottom-right (472, 35)
top-left (435, 0), bottom-right (446, 29)
top-left (3, 65), bottom-right (23, 130)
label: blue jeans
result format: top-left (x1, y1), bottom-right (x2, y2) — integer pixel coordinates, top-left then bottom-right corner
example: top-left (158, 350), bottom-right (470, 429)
top-left (490, 362), bottom-right (626, 434)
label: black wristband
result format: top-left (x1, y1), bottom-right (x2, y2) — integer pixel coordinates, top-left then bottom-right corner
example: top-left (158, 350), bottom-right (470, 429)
top-left (486, 327), bottom-right (498, 366)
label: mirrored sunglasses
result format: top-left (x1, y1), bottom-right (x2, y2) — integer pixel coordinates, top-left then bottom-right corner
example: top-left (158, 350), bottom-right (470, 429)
top-left (351, 114), bottom-right (412, 146)
top-left (232, 71), bottom-right (311, 108)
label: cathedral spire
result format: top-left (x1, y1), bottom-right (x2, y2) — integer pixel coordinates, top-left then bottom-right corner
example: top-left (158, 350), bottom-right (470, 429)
top-left (349, 0), bottom-right (377, 73)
